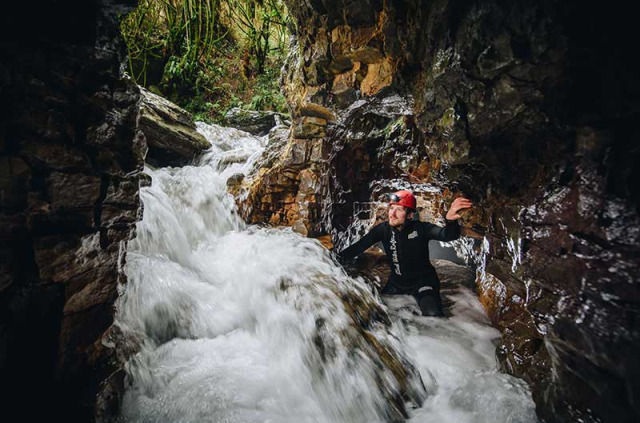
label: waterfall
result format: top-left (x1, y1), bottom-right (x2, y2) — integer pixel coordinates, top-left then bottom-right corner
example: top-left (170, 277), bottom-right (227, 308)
top-left (114, 122), bottom-right (538, 423)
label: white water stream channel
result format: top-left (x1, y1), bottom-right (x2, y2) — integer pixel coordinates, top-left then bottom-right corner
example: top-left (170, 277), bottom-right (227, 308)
top-left (115, 122), bottom-right (538, 423)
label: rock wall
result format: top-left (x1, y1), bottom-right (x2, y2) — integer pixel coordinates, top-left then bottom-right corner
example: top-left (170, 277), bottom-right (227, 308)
top-left (244, 1), bottom-right (640, 422)
top-left (0, 1), bottom-right (143, 421)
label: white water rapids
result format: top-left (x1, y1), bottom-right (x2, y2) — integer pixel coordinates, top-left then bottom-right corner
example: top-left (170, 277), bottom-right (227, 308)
top-left (115, 122), bottom-right (538, 423)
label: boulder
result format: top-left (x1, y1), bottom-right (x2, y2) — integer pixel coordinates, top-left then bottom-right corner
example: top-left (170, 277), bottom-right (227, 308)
top-left (138, 87), bottom-right (211, 167)
top-left (224, 107), bottom-right (290, 136)
top-left (430, 259), bottom-right (476, 290)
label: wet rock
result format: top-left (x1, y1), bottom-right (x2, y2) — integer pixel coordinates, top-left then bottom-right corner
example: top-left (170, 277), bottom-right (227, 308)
top-left (63, 265), bottom-right (120, 315)
top-left (430, 259), bottom-right (476, 290)
top-left (360, 58), bottom-right (395, 96)
top-left (104, 175), bottom-right (141, 206)
top-left (138, 86), bottom-right (211, 167)
top-left (47, 172), bottom-right (101, 209)
top-left (224, 107), bottom-right (290, 136)
top-left (292, 116), bottom-right (327, 139)
top-left (226, 172), bottom-right (245, 188)
top-left (250, 125), bottom-right (290, 173)
top-left (139, 172), bottom-right (152, 187)
top-left (294, 272), bottom-right (427, 419)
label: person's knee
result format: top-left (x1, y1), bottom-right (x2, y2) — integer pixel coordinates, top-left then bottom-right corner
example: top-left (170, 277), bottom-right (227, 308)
top-left (418, 296), bottom-right (440, 316)
top-left (418, 294), bottom-right (443, 317)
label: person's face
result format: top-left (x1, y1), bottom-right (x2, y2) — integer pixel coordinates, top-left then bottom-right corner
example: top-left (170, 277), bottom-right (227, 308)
top-left (388, 204), bottom-right (409, 227)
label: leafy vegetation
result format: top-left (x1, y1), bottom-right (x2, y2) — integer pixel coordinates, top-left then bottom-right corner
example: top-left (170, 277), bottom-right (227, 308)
top-left (120, 0), bottom-right (291, 123)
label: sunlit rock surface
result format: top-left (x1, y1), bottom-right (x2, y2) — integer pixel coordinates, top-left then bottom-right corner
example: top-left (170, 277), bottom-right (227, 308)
top-left (242, 1), bottom-right (640, 422)
top-left (138, 87), bottom-right (211, 167)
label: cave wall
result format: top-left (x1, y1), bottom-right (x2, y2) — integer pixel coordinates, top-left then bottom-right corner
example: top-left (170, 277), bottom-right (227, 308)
top-left (0, 0), bottom-right (143, 420)
top-left (245, 1), bottom-right (640, 422)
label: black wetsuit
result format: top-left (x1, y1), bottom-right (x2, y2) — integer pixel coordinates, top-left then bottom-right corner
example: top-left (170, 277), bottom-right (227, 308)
top-left (338, 219), bottom-right (460, 316)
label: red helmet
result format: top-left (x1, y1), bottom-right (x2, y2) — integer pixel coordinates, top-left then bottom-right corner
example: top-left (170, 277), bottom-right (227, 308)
top-left (389, 190), bottom-right (416, 210)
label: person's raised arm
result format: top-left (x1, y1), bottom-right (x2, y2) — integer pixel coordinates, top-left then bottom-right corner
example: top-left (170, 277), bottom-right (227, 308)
top-left (423, 197), bottom-right (472, 241)
top-left (337, 223), bottom-right (385, 261)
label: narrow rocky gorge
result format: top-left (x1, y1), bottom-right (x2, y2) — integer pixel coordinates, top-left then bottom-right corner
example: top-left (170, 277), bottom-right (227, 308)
top-left (1, 1), bottom-right (638, 422)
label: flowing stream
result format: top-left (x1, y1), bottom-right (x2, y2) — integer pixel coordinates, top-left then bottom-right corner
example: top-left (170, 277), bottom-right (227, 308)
top-left (115, 122), bottom-right (538, 423)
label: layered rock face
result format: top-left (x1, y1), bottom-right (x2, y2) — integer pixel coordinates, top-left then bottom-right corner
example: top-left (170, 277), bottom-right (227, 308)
top-left (244, 1), bottom-right (640, 422)
top-left (0, 0), bottom-right (143, 420)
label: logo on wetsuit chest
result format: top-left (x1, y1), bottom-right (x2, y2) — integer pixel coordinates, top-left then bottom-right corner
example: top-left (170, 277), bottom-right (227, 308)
top-left (408, 231), bottom-right (418, 239)
top-left (390, 231), bottom-right (402, 275)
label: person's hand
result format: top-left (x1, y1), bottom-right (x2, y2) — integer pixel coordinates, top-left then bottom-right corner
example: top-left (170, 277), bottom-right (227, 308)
top-left (445, 197), bottom-right (473, 220)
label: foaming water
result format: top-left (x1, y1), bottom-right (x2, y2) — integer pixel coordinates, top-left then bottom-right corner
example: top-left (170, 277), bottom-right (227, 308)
top-left (116, 122), bottom-right (537, 423)
top-left (120, 229), bottom-right (400, 423)
top-left (384, 290), bottom-right (537, 423)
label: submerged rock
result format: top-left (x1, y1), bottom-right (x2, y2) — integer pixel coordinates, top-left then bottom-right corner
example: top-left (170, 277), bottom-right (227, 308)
top-left (294, 272), bottom-right (428, 420)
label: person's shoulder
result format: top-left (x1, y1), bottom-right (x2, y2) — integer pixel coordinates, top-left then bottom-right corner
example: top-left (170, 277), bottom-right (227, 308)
top-left (367, 220), bottom-right (389, 236)
top-left (414, 220), bottom-right (430, 227)
top-left (372, 221), bottom-right (389, 232)
top-left (416, 220), bottom-right (436, 232)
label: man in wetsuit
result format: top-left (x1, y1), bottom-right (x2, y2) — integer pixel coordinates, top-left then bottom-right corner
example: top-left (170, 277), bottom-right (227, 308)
top-left (337, 190), bottom-right (472, 316)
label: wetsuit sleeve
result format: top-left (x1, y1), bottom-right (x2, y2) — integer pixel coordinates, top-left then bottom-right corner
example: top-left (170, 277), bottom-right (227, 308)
top-left (337, 223), bottom-right (385, 261)
top-left (422, 219), bottom-right (461, 242)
